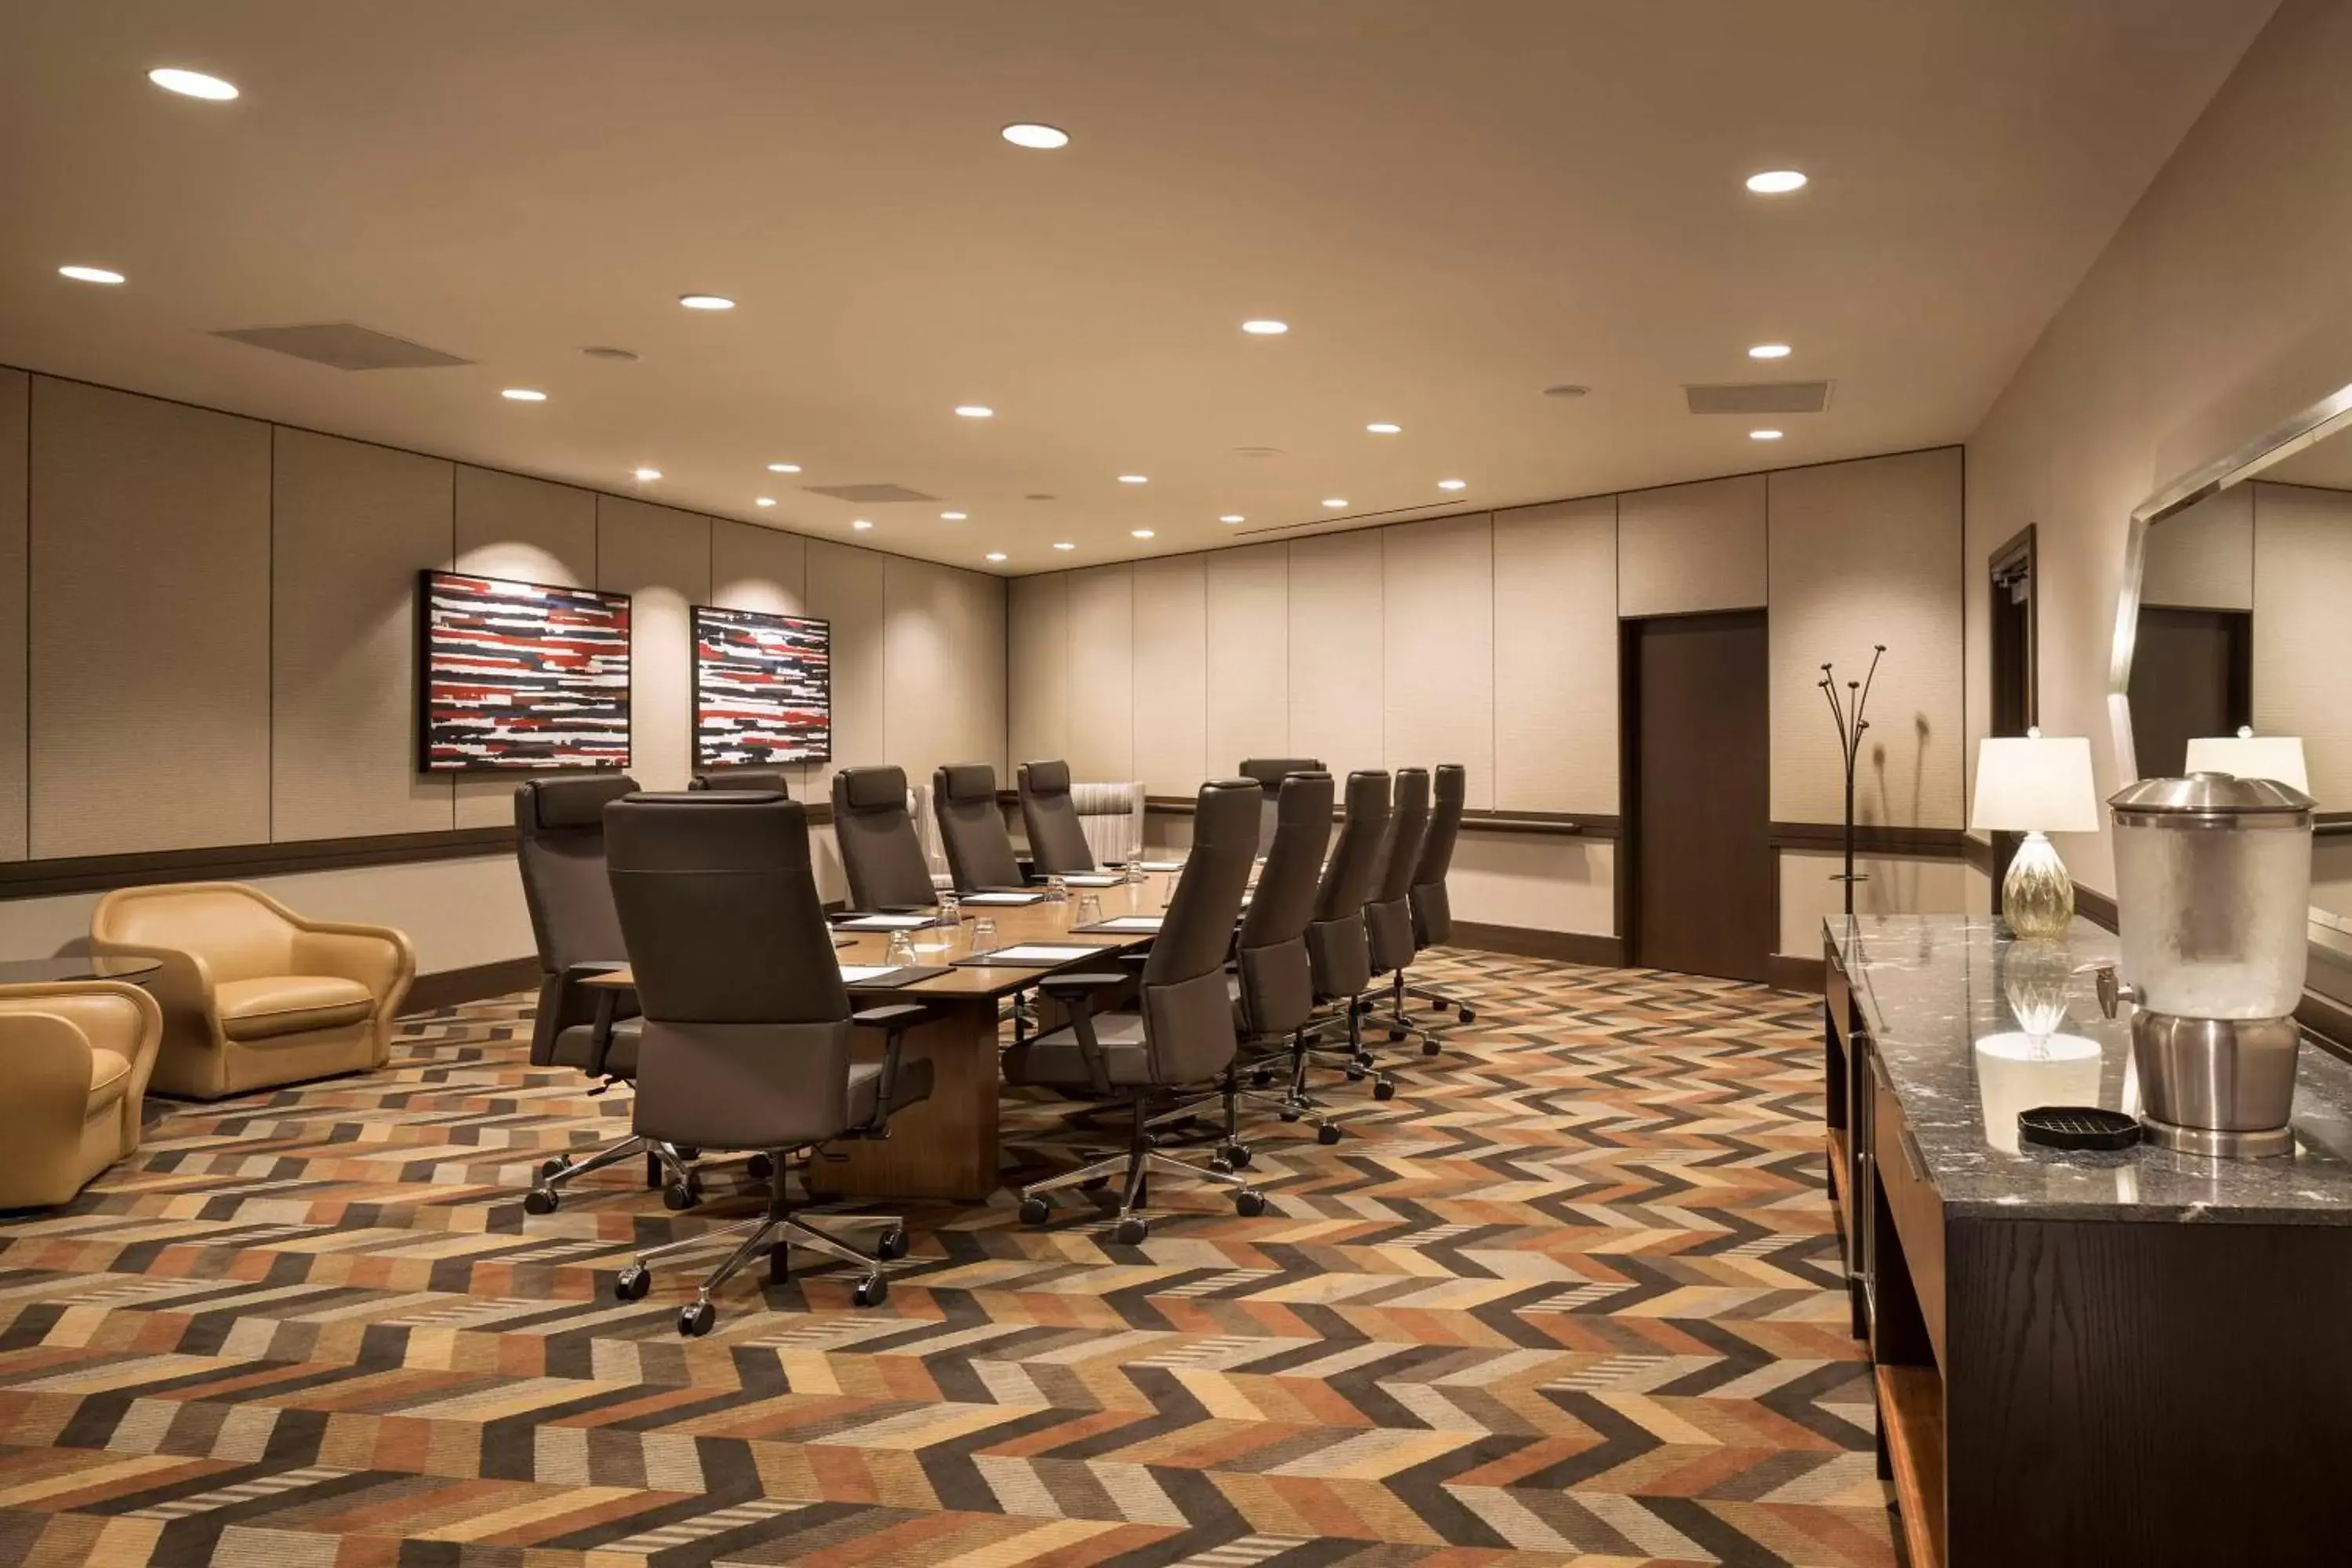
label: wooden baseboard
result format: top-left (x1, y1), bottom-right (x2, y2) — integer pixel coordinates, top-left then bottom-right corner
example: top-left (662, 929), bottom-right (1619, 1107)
top-left (402, 956), bottom-right (539, 1014)
top-left (0, 826), bottom-right (517, 902)
top-left (1446, 922), bottom-right (1623, 967)
top-left (2072, 882), bottom-right (2120, 933)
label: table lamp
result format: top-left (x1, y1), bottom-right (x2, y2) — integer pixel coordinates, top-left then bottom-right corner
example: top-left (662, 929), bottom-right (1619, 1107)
top-left (1971, 729), bottom-right (2100, 938)
top-left (2183, 728), bottom-right (2309, 794)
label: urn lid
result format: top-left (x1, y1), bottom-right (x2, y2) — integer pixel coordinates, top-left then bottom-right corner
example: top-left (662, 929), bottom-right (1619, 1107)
top-left (2108, 771), bottom-right (2313, 826)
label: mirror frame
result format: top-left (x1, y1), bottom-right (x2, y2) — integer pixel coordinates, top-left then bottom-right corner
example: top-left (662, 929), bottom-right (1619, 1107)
top-left (2109, 380), bottom-right (2352, 785)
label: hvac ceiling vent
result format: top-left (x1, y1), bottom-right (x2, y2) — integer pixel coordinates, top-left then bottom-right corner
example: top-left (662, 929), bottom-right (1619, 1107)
top-left (212, 322), bottom-right (472, 370)
top-left (1684, 379), bottom-right (1833, 416)
top-left (802, 483), bottom-right (940, 504)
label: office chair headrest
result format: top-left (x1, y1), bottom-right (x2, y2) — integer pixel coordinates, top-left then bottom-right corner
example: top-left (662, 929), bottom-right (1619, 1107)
top-left (1021, 759), bottom-right (1071, 796)
top-left (837, 765), bottom-right (908, 811)
top-left (517, 773), bottom-right (637, 833)
top-left (1239, 757), bottom-right (1324, 792)
top-left (1342, 769), bottom-right (1392, 817)
top-left (1392, 767), bottom-right (1430, 809)
top-left (1194, 778), bottom-right (1262, 849)
top-left (691, 769), bottom-right (789, 796)
top-left (1277, 770), bottom-right (1334, 822)
top-left (608, 790), bottom-right (800, 869)
top-left (937, 763), bottom-right (998, 804)
top-left (1432, 763), bottom-right (1466, 804)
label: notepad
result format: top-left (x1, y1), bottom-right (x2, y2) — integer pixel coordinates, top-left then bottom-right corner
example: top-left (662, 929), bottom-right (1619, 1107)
top-left (1140, 860), bottom-right (1185, 873)
top-left (837, 964), bottom-right (902, 984)
top-left (834, 913), bottom-right (934, 931)
top-left (1078, 915), bottom-right (1163, 933)
top-left (957, 943), bottom-right (1107, 968)
top-left (958, 891), bottom-right (1044, 906)
top-left (1058, 873), bottom-right (1122, 887)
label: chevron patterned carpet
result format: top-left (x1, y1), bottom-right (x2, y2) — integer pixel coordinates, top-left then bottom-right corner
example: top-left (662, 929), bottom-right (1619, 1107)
top-left (0, 951), bottom-right (1890, 1566)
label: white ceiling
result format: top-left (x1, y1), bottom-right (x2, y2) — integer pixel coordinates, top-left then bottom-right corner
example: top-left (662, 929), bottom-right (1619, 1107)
top-left (0, 1), bottom-right (2278, 575)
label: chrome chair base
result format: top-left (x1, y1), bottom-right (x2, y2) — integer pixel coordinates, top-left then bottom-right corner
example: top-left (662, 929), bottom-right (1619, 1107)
top-left (613, 1168), bottom-right (907, 1334)
top-left (1018, 1090), bottom-right (1267, 1243)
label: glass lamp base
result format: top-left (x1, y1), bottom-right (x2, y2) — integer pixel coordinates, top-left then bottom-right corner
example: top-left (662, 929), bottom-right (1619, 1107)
top-left (2002, 831), bottom-right (2075, 939)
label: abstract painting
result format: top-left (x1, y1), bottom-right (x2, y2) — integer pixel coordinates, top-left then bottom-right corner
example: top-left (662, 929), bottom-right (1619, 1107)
top-left (418, 570), bottom-right (632, 771)
top-left (693, 604), bottom-right (832, 766)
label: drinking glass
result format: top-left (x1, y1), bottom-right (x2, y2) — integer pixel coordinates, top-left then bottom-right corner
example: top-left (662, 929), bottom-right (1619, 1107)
top-left (885, 931), bottom-right (916, 967)
top-left (1046, 876), bottom-right (1069, 904)
top-left (1124, 836), bottom-right (1147, 885)
top-left (1077, 892), bottom-right (1103, 925)
top-left (971, 916), bottom-right (997, 952)
top-left (938, 890), bottom-right (961, 927)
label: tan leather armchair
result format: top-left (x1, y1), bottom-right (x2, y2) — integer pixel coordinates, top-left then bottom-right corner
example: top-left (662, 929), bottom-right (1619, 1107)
top-left (90, 883), bottom-right (416, 1099)
top-left (0, 980), bottom-right (163, 1208)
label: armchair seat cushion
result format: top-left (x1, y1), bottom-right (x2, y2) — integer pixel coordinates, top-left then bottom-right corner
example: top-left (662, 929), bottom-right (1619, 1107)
top-left (1002, 1014), bottom-right (1157, 1089)
top-left (214, 976), bottom-right (377, 1042)
top-left (848, 1057), bottom-right (938, 1125)
top-left (89, 1047), bottom-right (133, 1105)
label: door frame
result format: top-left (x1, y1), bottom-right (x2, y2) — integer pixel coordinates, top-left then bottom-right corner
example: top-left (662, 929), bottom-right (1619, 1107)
top-left (1987, 524), bottom-right (2038, 903)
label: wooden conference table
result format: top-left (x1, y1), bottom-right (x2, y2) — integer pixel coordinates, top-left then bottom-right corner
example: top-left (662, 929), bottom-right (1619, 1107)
top-left (584, 870), bottom-right (1179, 1202)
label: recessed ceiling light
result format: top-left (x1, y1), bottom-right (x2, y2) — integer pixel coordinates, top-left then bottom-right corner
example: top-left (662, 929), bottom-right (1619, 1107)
top-left (1131, 528), bottom-right (1156, 539)
top-left (678, 294), bottom-right (735, 310)
top-left (755, 497), bottom-right (776, 508)
top-left (1750, 429), bottom-right (1784, 441)
top-left (633, 466), bottom-right (662, 481)
top-left (1748, 343), bottom-right (1793, 360)
top-left (147, 67), bottom-right (238, 101)
top-left (1001, 123), bottom-right (1070, 150)
top-left (1542, 383), bottom-right (1590, 398)
top-left (1746, 169), bottom-right (1808, 194)
top-left (1241, 319), bottom-right (1289, 336)
top-left (58, 265), bottom-right (125, 285)
top-left (985, 551), bottom-right (1009, 563)
top-left (766, 462), bottom-right (800, 474)
top-left (852, 518), bottom-right (873, 531)
top-left (1366, 423), bottom-right (1402, 435)
top-left (1437, 479), bottom-right (1467, 491)
top-left (500, 387), bottom-right (546, 402)
top-left (1321, 498), bottom-right (1347, 510)
top-left (1118, 474), bottom-right (1148, 485)
top-left (1219, 514), bottom-right (1245, 524)
top-left (581, 345), bottom-right (639, 361)
top-left (954, 405), bottom-right (994, 419)
top-left (1053, 541), bottom-right (1076, 551)
top-left (941, 510), bottom-right (967, 521)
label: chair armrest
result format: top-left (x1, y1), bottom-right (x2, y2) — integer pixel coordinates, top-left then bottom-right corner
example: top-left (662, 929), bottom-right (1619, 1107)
top-left (1036, 971), bottom-right (1127, 995)
top-left (851, 1003), bottom-right (930, 1031)
top-left (0, 1011), bottom-right (100, 1198)
top-left (849, 1004), bottom-right (933, 1134)
top-left (88, 938), bottom-right (221, 1042)
top-left (292, 920), bottom-right (417, 1013)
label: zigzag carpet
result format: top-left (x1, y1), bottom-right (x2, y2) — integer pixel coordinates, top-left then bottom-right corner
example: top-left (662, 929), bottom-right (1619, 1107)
top-left (0, 950), bottom-right (1892, 1566)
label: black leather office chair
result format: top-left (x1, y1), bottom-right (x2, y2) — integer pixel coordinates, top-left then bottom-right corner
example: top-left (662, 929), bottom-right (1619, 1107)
top-left (1404, 764), bottom-right (1475, 1029)
top-left (1007, 779), bottom-right (1267, 1242)
top-left (604, 790), bottom-right (934, 1333)
top-left (1228, 770), bottom-right (1341, 1149)
top-left (514, 775), bottom-right (701, 1214)
top-left (1239, 757), bottom-right (1325, 852)
top-left (691, 770), bottom-right (791, 796)
top-left (933, 763), bottom-right (1025, 891)
top-left (831, 765), bottom-right (938, 910)
top-left (1303, 770), bottom-right (1396, 1098)
top-left (1363, 768), bottom-right (1433, 1054)
top-left (1017, 760), bottom-right (1095, 876)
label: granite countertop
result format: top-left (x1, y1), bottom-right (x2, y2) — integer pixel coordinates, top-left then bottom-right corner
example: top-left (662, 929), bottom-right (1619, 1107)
top-left (1827, 914), bottom-right (2352, 1224)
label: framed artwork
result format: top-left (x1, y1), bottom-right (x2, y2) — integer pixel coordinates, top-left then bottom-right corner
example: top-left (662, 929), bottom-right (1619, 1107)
top-left (692, 604), bottom-right (833, 766)
top-left (417, 570), bottom-right (632, 771)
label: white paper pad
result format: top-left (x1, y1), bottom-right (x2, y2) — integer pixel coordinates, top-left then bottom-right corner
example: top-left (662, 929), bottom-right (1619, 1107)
top-left (836, 913), bottom-right (932, 930)
top-left (1138, 860), bottom-right (1184, 872)
top-left (986, 944), bottom-right (1102, 963)
top-left (837, 964), bottom-right (901, 983)
top-left (1091, 916), bottom-right (1163, 931)
top-left (959, 891), bottom-right (1043, 906)
top-left (1058, 873), bottom-right (1122, 887)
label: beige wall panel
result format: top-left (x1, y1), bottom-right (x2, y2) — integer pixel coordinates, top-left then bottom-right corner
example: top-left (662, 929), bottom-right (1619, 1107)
top-left (1065, 564), bottom-right (1135, 782)
top-left (2312, 838), bottom-right (2352, 921)
top-left (2252, 480), bottom-right (2352, 811)
top-left (1777, 848), bottom-right (1974, 956)
top-left (1769, 448), bottom-right (1965, 828)
top-left (805, 539), bottom-right (885, 804)
top-left (0, 369), bottom-right (26, 859)
top-left (884, 556), bottom-right (1005, 788)
top-left (1965, 861), bottom-right (1994, 920)
top-left (1131, 555), bottom-right (1208, 796)
top-left (1287, 530), bottom-right (1385, 779)
top-left (451, 465), bottom-right (597, 825)
top-left (1007, 573), bottom-right (1070, 776)
top-left (1382, 515), bottom-right (1494, 808)
top-left (30, 379), bottom-right (271, 857)
top-left (1205, 543), bottom-right (1290, 771)
top-left (2143, 485), bottom-right (2252, 609)
top-left (1494, 497), bottom-right (1618, 815)
top-left (1449, 830), bottom-right (1616, 935)
top-left (1618, 473), bottom-right (1766, 617)
top-left (708, 521), bottom-right (813, 794)
top-left (597, 496), bottom-right (710, 793)
top-left (271, 430), bottom-right (456, 840)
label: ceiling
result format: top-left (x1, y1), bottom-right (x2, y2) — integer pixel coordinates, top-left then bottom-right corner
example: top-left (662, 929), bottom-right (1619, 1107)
top-left (0, 1), bottom-right (2278, 575)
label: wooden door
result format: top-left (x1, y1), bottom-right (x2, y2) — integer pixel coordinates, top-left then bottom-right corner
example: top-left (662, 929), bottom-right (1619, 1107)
top-left (1624, 611), bottom-right (1774, 983)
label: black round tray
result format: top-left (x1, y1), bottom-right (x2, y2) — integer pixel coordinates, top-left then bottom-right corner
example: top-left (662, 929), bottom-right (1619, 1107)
top-left (2018, 1105), bottom-right (2142, 1152)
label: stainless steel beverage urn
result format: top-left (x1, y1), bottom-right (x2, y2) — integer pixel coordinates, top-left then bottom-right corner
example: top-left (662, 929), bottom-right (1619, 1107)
top-left (2096, 773), bottom-right (2314, 1158)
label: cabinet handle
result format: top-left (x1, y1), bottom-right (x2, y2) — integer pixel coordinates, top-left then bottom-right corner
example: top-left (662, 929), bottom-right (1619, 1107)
top-left (1897, 1126), bottom-right (1929, 1183)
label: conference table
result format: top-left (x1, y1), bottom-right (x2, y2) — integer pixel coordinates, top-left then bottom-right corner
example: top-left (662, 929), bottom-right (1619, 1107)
top-left (583, 869), bottom-right (1180, 1202)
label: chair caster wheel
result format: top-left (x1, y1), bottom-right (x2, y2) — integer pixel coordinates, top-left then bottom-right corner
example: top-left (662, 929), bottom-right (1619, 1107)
top-left (1355, 1051), bottom-right (1376, 1068)
top-left (677, 1300), bottom-right (715, 1338)
top-left (1277, 1108), bottom-right (1301, 1123)
top-left (662, 1179), bottom-right (700, 1211)
top-left (746, 1152), bottom-right (775, 1181)
top-left (875, 1226), bottom-right (909, 1261)
top-left (1460, 1009), bottom-right (1477, 1025)
top-left (1317, 1123), bottom-right (1342, 1145)
top-left (1345, 1068), bottom-right (1366, 1083)
top-left (1213, 1142), bottom-right (1252, 1171)
top-left (852, 1274), bottom-right (889, 1308)
top-left (1018, 1196), bottom-right (1051, 1225)
top-left (1251, 1069), bottom-right (1275, 1087)
top-left (1373, 1078), bottom-right (1396, 1102)
top-left (1114, 1215), bottom-right (1149, 1245)
top-left (1234, 1190), bottom-right (1268, 1218)
top-left (538, 1156), bottom-right (572, 1180)
top-left (614, 1264), bottom-right (651, 1301)
top-left (1421, 1040), bottom-right (1442, 1056)
top-left (523, 1187), bottom-right (558, 1215)
top-left (1388, 1028), bottom-right (1408, 1043)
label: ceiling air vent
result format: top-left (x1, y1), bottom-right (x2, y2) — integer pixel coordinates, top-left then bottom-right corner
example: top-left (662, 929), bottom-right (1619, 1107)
top-left (802, 483), bottom-right (939, 504)
top-left (212, 322), bottom-right (471, 370)
top-left (1684, 379), bottom-right (1832, 416)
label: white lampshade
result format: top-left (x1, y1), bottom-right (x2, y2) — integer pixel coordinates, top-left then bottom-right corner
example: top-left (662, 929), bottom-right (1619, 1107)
top-left (1971, 734), bottom-right (2100, 834)
top-left (2183, 732), bottom-right (2308, 794)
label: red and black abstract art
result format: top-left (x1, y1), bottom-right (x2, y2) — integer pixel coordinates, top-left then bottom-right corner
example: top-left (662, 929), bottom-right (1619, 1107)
top-left (693, 604), bottom-right (832, 766)
top-left (418, 571), bottom-right (633, 771)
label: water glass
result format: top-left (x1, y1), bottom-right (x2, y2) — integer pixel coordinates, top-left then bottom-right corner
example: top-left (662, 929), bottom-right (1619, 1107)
top-left (885, 931), bottom-right (916, 966)
top-left (1077, 892), bottom-right (1103, 925)
top-left (1046, 876), bottom-right (1069, 904)
top-left (971, 915), bottom-right (997, 951)
top-left (1125, 838), bottom-right (1147, 885)
top-left (938, 890), bottom-right (961, 927)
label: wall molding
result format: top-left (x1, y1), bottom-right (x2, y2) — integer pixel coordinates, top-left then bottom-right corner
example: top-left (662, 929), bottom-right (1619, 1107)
top-left (1135, 793), bottom-right (1620, 839)
top-left (0, 826), bottom-right (519, 901)
top-left (403, 956), bottom-right (540, 1015)
top-left (1769, 822), bottom-right (1971, 857)
top-left (2073, 882), bottom-right (2120, 933)
top-left (1446, 921), bottom-right (1623, 967)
